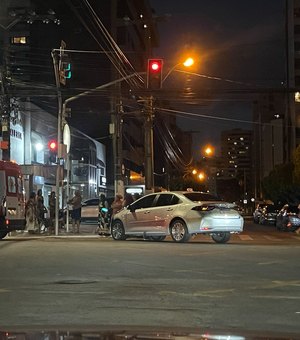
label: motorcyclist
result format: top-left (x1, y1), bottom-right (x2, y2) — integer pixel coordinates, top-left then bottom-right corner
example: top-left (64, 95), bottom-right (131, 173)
top-left (98, 194), bottom-right (110, 235)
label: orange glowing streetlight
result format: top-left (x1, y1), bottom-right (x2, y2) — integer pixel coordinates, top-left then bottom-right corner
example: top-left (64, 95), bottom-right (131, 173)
top-left (183, 57), bottom-right (194, 67)
top-left (198, 171), bottom-right (205, 181)
top-left (202, 144), bottom-right (215, 158)
top-left (163, 56), bottom-right (197, 83)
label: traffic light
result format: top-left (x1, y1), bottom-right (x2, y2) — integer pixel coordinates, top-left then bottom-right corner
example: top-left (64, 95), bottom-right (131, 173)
top-left (59, 53), bottom-right (72, 85)
top-left (48, 139), bottom-right (58, 163)
top-left (147, 58), bottom-right (163, 89)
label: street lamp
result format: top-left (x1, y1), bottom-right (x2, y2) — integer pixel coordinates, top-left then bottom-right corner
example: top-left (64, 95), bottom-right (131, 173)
top-left (202, 144), bottom-right (215, 158)
top-left (183, 57), bottom-right (194, 67)
top-left (162, 57), bottom-right (196, 83)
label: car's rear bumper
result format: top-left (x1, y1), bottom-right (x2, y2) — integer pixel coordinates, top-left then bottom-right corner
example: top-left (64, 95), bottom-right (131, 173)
top-left (0, 217), bottom-right (26, 232)
top-left (189, 216), bottom-right (244, 234)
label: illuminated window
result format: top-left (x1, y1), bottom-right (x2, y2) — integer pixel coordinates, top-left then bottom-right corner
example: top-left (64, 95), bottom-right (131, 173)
top-left (11, 36), bottom-right (28, 45)
top-left (8, 176), bottom-right (16, 193)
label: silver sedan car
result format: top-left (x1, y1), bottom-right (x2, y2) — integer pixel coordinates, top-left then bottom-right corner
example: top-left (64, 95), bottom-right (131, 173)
top-left (111, 191), bottom-right (244, 243)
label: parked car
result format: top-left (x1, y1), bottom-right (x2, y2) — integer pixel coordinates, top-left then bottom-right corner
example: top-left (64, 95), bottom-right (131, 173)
top-left (258, 205), bottom-right (279, 225)
top-left (111, 191), bottom-right (244, 243)
top-left (276, 204), bottom-right (300, 232)
top-left (253, 204), bottom-right (278, 224)
top-left (80, 198), bottom-right (100, 222)
top-left (65, 197), bottom-right (114, 223)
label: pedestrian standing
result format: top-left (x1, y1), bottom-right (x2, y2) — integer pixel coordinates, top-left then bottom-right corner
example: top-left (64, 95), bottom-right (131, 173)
top-left (123, 193), bottom-right (134, 207)
top-left (36, 189), bottom-right (47, 231)
top-left (68, 190), bottom-right (82, 233)
top-left (111, 194), bottom-right (123, 217)
top-left (25, 192), bottom-right (38, 233)
top-left (49, 191), bottom-right (56, 232)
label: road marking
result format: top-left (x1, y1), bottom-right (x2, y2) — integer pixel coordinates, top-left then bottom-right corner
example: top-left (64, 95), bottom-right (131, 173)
top-left (238, 235), bottom-right (253, 241)
top-left (0, 288), bottom-right (10, 293)
top-left (252, 295), bottom-right (300, 300)
top-left (159, 288), bottom-right (235, 298)
top-left (263, 235), bottom-right (281, 241)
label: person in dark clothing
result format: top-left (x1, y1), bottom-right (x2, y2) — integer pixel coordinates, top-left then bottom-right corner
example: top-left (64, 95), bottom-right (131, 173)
top-left (49, 191), bottom-right (56, 231)
top-left (36, 189), bottom-right (47, 232)
top-left (123, 193), bottom-right (134, 207)
top-left (68, 190), bottom-right (82, 233)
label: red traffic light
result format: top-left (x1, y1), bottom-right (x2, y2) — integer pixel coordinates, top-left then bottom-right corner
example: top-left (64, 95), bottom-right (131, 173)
top-left (149, 60), bottom-right (161, 72)
top-left (48, 140), bottom-right (58, 152)
top-left (147, 59), bottom-right (163, 89)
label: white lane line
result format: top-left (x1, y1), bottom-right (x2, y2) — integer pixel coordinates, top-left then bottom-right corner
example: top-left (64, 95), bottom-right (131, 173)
top-left (238, 234), bottom-right (253, 240)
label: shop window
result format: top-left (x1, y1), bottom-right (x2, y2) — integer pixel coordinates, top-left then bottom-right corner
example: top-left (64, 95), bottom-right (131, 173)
top-left (11, 36), bottom-right (28, 45)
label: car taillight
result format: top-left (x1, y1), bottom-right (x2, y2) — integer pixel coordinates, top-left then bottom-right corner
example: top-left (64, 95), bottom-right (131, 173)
top-left (192, 205), bottom-right (215, 212)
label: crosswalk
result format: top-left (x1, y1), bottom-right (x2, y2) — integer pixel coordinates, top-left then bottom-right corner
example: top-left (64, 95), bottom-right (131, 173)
top-left (193, 232), bottom-right (300, 243)
top-left (235, 233), bottom-right (300, 242)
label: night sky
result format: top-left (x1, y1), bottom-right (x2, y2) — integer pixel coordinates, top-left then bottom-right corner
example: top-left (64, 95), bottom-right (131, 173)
top-left (149, 0), bottom-right (286, 158)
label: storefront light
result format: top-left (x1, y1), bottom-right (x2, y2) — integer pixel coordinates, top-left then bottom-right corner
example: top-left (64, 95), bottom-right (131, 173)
top-left (35, 143), bottom-right (44, 151)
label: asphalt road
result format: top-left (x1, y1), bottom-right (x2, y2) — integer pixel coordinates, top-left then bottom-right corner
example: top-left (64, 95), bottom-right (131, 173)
top-left (0, 221), bottom-right (299, 337)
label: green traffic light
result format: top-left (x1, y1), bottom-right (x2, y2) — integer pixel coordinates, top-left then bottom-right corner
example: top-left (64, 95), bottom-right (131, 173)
top-left (65, 63), bottom-right (71, 79)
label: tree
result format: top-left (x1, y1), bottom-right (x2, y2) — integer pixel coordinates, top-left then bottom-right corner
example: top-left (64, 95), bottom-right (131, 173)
top-left (261, 163), bottom-right (300, 204)
top-left (293, 144), bottom-right (300, 184)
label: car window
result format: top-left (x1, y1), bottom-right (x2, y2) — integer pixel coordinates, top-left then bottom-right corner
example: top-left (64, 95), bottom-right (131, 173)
top-left (287, 206), bottom-right (299, 213)
top-left (183, 192), bottom-right (220, 202)
top-left (155, 194), bottom-right (180, 207)
top-left (131, 195), bottom-right (157, 209)
top-left (265, 205), bottom-right (278, 213)
top-left (84, 199), bottom-right (99, 206)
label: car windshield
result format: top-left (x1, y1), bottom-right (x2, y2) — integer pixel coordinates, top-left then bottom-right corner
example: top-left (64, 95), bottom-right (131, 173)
top-left (182, 192), bottom-right (221, 202)
top-left (264, 205), bottom-right (278, 213)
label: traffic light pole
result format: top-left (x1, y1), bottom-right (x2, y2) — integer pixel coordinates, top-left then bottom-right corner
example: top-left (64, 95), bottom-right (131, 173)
top-left (144, 96), bottom-right (154, 193)
top-left (51, 49), bottom-right (63, 236)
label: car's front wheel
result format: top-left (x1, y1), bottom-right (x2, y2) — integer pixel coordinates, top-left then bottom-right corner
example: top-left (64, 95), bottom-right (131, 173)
top-left (111, 220), bottom-right (126, 240)
top-left (211, 232), bottom-right (231, 244)
top-left (170, 219), bottom-right (190, 243)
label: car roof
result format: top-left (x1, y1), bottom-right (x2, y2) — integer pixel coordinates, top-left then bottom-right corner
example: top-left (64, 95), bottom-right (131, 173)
top-left (139, 191), bottom-right (222, 202)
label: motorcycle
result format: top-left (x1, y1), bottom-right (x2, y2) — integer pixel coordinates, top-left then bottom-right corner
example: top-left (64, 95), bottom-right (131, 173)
top-left (96, 206), bottom-right (111, 236)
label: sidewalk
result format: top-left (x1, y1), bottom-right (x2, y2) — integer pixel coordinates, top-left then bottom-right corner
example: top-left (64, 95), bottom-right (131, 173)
top-left (7, 229), bottom-right (110, 240)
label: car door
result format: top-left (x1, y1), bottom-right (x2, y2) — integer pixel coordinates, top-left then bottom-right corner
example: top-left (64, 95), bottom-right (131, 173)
top-left (124, 194), bottom-right (157, 233)
top-left (148, 193), bottom-right (180, 233)
top-left (81, 199), bottom-right (99, 221)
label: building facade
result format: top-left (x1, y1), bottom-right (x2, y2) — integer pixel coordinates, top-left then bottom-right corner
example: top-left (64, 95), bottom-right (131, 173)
top-left (220, 128), bottom-right (254, 202)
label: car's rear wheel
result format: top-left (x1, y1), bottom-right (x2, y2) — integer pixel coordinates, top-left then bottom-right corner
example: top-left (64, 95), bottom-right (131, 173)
top-left (0, 230), bottom-right (8, 240)
top-left (111, 220), bottom-right (126, 240)
top-left (170, 219), bottom-right (190, 243)
top-left (148, 236), bottom-right (166, 241)
top-left (211, 232), bottom-right (231, 244)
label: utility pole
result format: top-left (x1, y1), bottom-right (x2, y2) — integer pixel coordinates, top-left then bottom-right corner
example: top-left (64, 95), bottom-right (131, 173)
top-left (51, 41), bottom-right (66, 235)
top-left (144, 96), bottom-right (154, 193)
top-left (114, 101), bottom-right (124, 195)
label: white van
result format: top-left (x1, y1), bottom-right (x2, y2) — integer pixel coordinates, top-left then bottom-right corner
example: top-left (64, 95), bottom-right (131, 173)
top-left (0, 160), bottom-right (26, 239)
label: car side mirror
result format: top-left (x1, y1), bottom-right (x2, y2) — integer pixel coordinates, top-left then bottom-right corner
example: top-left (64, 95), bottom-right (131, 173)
top-left (129, 205), bottom-right (135, 212)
